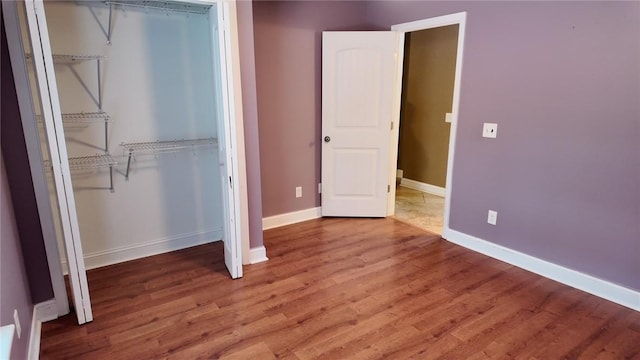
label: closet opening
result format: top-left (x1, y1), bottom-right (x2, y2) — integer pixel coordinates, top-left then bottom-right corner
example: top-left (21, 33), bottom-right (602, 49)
top-left (6, 0), bottom-right (246, 325)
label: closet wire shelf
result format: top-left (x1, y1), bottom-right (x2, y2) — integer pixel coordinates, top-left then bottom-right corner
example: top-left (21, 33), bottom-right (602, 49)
top-left (37, 111), bottom-right (111, 124)
top-left (104, 1), bottom-right (210, 15)
top-left (120, 138), bottom-right (217, 179)
top-left (44, 155), bottom-right (117, 192)
top-left (44, 154), bottom-right (117, 171)
top-left (25, 53), bottom-right (105, 63)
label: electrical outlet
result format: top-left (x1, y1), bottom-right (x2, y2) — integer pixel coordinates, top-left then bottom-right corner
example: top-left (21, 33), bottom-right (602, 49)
top-left (295, 186), bottom-right (302, 198)
top-left (482, 123), bottom-right (498, 138)
top-left (487, 210), bottom-right (498, 225)
top-left (13, 309), bottom-right (21, 339)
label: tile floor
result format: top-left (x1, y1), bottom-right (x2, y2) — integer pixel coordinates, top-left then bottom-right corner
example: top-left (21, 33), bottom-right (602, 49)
top-left (393, 185), bottom-right (445, 235)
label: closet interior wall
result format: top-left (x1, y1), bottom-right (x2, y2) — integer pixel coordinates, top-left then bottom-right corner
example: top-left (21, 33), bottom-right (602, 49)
top-left (28, 1), bottom-right (223, 270)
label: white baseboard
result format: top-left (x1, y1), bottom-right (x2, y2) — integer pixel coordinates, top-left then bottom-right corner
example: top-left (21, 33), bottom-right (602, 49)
top-left (441, 228), bottom-right (640, 312)
top-left (28, 300), bottom-right (58, 360)
top-left (262, 207), bottom-right (322, 230)
top-left (61, 229), bottom-right (222, 273)
top-left (400, 178), bottom-right (446, 197)
top-left (249, 246), bottom-right (269, 264)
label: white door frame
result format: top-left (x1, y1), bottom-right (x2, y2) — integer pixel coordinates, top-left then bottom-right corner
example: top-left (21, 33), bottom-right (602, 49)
top-left (212, 0), bottom-right (246, 277)
top-left (387, 12), bottom-right (467, 237)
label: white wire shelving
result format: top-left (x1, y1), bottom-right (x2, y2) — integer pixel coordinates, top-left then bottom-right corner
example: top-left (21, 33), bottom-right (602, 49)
top-left (37, 111), bottom-right (111, 124)
top-left (68, 154), bottom-right (117, 170)
top-left (44, 155), bottom-right (117, 190)
top-left (103, 1), bottom-right (210, 44)
top-left (120, 137), bottom-right (217, 179)
top-left (104, 1), bottom-right (210, 15)
top-left (25, 53), bottom-right (105, 63)
top-left (45, 154), bottom-right (117, 171)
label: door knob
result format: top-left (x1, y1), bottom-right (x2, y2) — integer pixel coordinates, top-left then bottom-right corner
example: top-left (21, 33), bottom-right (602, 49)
top-left (324, 136), bottom-right (331, 143)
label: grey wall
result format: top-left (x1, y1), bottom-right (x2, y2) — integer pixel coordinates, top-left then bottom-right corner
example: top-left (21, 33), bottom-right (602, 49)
top-left (253, 1), bottom-right (370, 217)
top-left (366, 1), bottom-right (640, 290)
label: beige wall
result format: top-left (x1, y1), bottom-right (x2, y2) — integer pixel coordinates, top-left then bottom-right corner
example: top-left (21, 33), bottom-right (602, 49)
top-left (398, 25), bottom-right (458, 188)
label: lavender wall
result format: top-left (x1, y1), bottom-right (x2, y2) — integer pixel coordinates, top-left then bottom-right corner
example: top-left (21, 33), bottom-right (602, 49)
top-left (237, 2), bottom-right (264, 248)
top-left (1, 156), bottom-right (33, 360)
top-left (1, 13), bottom-right (54, 302)
top-left (252, 1), bottom-right (370, 217)
top-left (367, 1), bottom-right (640, 290)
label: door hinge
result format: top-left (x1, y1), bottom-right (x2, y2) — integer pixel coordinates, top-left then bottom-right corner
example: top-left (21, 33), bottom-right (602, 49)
top-left (318, 183), bottom-right (322, 194)
top-left (388, 185), bottom-right (391, 193)
top-left (391, 122), bottom-right (394, 130)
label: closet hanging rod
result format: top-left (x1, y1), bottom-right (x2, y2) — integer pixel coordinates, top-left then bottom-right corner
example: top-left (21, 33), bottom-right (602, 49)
top-left (104, 1), bottom-right (210, 15)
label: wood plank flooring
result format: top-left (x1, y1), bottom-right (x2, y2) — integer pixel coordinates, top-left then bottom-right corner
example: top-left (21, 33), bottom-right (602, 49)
top-left (40, 218), bottom-right (640, 359)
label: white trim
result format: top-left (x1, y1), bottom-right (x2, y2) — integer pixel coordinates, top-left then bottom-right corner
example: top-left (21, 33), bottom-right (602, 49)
top-left (262, 207), bottom-right (322, 230)
top-left (386, 32), bottom-right (407, 216)
top-left (217, 0), bottom-right (247, 278)
top-left (28, 300), bottom-right (58, 360)
top-left (248, 246), bottom-right (269, 264)
top-left (388, 12), bottom-right (467, 236)
top-left (391, 12), bottom-right (466, 32)
top-left (400, 178), bottom-right (446, 197)
top-left (442, 228), bottom-right (640, 312)
top-left (60, 230), bottom-right (222, 272)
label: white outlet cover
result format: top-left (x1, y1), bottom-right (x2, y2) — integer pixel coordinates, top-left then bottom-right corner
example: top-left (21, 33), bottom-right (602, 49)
top-left (483, 123), bottom-right (498, 138)
top-left (295, 186), bottom-right (302, 198)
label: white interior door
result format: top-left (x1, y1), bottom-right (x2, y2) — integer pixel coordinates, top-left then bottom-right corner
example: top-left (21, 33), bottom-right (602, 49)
top-left (321, 31), bottom-right (402, 217)
top-left (213, 2), bottom-right (242, 278)
top-left (24, 0), bottom-right (92, 324)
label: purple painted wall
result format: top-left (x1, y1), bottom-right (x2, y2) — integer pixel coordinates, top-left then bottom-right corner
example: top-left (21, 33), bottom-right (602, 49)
top-left (1, 156), bottom-right (33, 360)
top-left (237, 1), bottom-right (264, 249)
top-left (252, 1), bottom-right (370, 217)
top-left (1, 13), bottom-right (54, 302)
top-left (366, 1), bottom-right (640, 290)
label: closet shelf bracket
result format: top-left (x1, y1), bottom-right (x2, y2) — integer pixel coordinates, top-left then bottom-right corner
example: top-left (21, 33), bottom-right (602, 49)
top-left (26, 53), bottom-right (106, 111)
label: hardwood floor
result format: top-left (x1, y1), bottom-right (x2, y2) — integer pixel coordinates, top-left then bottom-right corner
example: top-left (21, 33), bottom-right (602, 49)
top-left (41, 218), bottom-right (640, 359)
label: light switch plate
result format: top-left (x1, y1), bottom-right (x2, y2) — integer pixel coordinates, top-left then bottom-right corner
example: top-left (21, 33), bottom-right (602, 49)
top-left (483, 123), bottom-right (498, 138)
top-left (445, 112), bottom-right (452, 123)
top-left (487, 210), bottom-right (498, 225)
